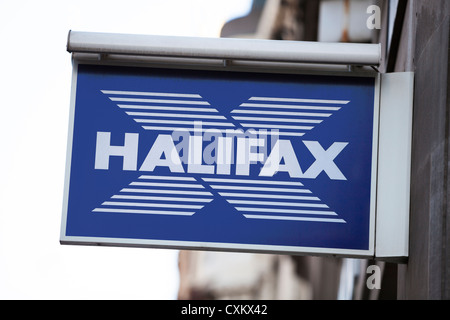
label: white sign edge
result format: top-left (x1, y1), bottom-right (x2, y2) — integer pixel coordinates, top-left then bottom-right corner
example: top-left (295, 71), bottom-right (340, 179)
top-left (60, 61), bottom-right (79, 242)
top-left (375, 72), bottom-right (414, 259)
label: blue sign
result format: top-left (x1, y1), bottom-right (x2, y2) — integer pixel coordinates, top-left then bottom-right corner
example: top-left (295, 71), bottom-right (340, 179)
top-left (61, 63), bottom-right (378, 256)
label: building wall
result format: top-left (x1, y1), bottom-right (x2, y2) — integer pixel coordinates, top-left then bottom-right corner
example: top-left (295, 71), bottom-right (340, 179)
top-left (395, 0), bottom-right (450, 299)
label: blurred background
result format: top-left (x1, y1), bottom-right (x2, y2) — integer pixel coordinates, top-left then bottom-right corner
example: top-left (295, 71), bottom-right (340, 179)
top-left (0, 0), bottom-right (252, 299)
top-left (2, 0), bottom-right (443, 300)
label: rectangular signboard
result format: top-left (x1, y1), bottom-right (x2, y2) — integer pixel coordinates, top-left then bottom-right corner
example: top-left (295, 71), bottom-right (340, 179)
top-left (61, 62), bottom-right (379, 257)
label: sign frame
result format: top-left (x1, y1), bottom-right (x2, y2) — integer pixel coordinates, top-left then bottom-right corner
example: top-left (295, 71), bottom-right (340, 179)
top-left (60, 56), bottom-right (385, 259)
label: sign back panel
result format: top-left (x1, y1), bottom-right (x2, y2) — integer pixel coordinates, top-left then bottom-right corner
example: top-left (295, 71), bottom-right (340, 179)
top-left (61, 63), bottom-right (378, 256)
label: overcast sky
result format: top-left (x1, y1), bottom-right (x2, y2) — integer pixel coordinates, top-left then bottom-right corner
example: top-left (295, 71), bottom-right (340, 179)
top-left (0, 0), bottom-right (252, 299)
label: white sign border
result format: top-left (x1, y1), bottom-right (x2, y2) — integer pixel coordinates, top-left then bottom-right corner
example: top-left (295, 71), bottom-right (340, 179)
top-left (60, 60), bottom-right (380, 258)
